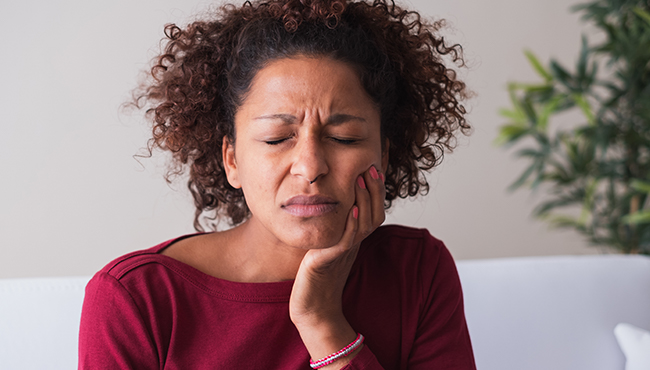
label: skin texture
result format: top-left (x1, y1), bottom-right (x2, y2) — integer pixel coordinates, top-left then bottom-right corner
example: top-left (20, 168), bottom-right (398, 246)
top-left (165, 56), bottom-right (388, 368)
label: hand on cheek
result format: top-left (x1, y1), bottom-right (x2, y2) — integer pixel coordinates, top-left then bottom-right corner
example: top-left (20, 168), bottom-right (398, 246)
top-left (289, 165), bottom-right (386, 368)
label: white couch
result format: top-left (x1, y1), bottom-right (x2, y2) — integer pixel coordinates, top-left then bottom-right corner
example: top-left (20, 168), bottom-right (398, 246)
top-left (1, 254), bottom-right (649, 370)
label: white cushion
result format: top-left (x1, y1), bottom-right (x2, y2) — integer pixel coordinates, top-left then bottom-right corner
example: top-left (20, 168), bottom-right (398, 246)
top-left (615, 323), bottom-right (650, 370)
top-left (0, 276), bottom-right (90, 370)
top-left (456, 255), bottom-right (650, 370)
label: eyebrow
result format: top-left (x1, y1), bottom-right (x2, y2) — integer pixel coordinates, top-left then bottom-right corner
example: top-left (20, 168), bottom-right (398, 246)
top-left (254, 113), bottom-right (366, 125)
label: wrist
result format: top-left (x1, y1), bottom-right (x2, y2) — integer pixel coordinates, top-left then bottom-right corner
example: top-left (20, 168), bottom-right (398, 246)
top-left (294, 319), bottom-right (361, 369)
top-left (310, 334), bottom-right (365, 369)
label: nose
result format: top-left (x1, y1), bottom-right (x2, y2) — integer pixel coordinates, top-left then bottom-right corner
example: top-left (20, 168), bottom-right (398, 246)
top-left (290, 133), bottom-right (329, 184)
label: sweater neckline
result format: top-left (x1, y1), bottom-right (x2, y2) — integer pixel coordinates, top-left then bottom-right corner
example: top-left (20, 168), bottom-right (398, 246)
top-left (150, 233), bottom-right (295, 302)
top-left (144, 225), bottom-right (400, 302)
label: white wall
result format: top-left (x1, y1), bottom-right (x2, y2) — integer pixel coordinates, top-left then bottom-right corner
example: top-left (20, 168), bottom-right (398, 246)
top-left (1, 0), bottom-right (599, 279)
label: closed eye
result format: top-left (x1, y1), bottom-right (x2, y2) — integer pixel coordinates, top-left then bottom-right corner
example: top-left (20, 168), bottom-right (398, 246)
top-left (331, 137), bottom-right (360, 145)
top-left (264, 136), bottom-right (360, 145)
top-left (265, 138), bottom-right (290, 145)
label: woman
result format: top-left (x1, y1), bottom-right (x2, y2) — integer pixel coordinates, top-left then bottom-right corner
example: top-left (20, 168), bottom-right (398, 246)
top-left (79, 0), bottom-right (475, 368)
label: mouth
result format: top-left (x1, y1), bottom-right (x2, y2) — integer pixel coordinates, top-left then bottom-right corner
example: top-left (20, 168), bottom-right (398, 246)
top-left (282, 195), bottom-right (339, 217)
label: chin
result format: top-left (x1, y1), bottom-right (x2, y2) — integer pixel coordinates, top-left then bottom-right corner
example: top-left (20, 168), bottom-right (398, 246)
top-left (283, 219), bottom-right (346, 250)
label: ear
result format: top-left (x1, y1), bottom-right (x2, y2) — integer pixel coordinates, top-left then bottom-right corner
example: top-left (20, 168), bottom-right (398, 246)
top-left (222, 136), bottom-right (241, 189)
top-left (381, 138), bottom-right (389, 173)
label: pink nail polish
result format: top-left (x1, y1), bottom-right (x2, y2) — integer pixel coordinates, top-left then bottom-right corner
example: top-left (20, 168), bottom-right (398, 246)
top-left (357, 176), bottom-right (366, 189)
top-left (353, 207), bottom-right (359, 219)
top-left (379, 173), bottom-right (385, 183)
top-left (369, 166), bottom-right (379, 180)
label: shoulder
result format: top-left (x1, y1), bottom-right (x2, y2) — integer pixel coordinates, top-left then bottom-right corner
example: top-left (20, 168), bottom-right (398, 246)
top-left (94, 233), bottom-right (201, 281)
top-left (360, 224), bottom-right (447, 258)
top-left (85, 232), bottom-right (261, 303)
top-left (365, 224), bottom-right (440, 241)
top-left (355, 224), bottom-right (459, 289)
top-left (82, 234), bottom-right (204, 332)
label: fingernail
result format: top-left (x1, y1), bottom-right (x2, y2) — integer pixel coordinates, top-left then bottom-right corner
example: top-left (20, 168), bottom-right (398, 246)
top-left (379, 173), bottom-right (385, 183)
top-left (369, 166), bottom-right (379, 180)
top-left (353, 206), bottom-right (359, 219)
top-left (357, 176), bottom-right (366, 189)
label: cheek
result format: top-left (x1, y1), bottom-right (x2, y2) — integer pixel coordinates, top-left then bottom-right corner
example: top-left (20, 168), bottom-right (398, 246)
top-left (336, 150), bottom-right (379, 191)
top-left (237, 154), bottom-right (282, 202)
top-left (347, 146), bottom-right (383, 174)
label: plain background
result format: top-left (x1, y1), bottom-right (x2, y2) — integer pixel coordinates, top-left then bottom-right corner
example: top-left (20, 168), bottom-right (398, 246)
top-left (1, 0), bottom-right (605, 279)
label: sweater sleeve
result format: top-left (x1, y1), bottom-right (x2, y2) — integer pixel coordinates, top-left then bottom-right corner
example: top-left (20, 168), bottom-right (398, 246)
top-left (407, 234), bottom-right (477, 369)
top-left (78, 272), bottom-right (160, 369)
top-left (343, 345), bottom-right (384, 369)
top-left (343, 229), bottom-right (476, 370)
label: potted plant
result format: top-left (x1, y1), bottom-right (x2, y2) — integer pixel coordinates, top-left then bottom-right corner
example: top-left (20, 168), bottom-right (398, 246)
top-left (497, 0), bottom-right (650, 254)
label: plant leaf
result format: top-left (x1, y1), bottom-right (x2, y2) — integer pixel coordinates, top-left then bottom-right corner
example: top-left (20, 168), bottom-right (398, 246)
top-left (550, 60), bottom-right (574, 90)
top-left (579, 178), bottom-right (598, 225)
top-left (494, 124), bottom-right (529, 146)
top-left (538, 94), bottom-right (565, 131)
top-left (576, 35), bottom-right (589, 87)
top-left (631, 180), bottom-right (650, 194)
top-left (633, 7), bottom-right (650, 28)
top-left (515, 148), bottom-right (543, 158)
top-left (623, 212), bottom-right (650, 225)
top-left (572, 93), bottom-right (596, 125)
top-left (508, 161), bottom-right (539, 191)
top-left (521, 97), bottom-right (538, 126)
top-left (534, 196), bottom-right (581, 216)
top-left (498, 108), bottom-right (525, 122)
top-left (524, 50), bottom-right (553, 81)
top-left (544, 214), bottom-right (585, 229)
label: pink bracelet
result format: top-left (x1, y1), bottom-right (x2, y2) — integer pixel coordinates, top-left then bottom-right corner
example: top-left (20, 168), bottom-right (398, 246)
top-left (309, 333), bottom-right (364, 369)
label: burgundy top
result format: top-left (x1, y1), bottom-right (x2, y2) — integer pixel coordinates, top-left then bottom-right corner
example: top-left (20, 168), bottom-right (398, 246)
top-left (79, 225), bottom-right (476, 369)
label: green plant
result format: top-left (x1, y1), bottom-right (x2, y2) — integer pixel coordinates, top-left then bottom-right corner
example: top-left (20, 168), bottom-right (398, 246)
top-left (497, 0), bottom-right (650, 254)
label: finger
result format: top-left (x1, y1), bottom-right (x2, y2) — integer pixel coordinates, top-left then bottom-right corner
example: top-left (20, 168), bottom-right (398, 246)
top-left (340, 204), bottom-right (359, 249)
top-left (354, 173), bottom-right (373, 244)
top-left (364, 165), bottom-right (387, 229)
top-left (319, 204), bottom-right (359, 261)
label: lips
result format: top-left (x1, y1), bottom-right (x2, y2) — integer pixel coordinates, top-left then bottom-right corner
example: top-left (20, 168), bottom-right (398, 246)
top-left (282, 195), bottom-right (339, 217)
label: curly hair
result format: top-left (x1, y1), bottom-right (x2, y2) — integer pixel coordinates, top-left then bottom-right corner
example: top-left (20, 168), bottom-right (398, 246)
top-left (135, 0), bottom-right (470, 231)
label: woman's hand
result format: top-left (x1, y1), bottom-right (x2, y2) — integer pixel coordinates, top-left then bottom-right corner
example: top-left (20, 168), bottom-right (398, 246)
top-left (290, 165), bottom-right (386, 368)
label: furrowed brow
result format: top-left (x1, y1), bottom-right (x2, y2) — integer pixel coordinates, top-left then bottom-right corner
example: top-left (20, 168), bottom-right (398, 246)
top-left (326, 114), bottom-right (367, 126)
top-left (253, 114), bottom-right (296, 124)
top-left (253, 113), bottom-right (366, 125)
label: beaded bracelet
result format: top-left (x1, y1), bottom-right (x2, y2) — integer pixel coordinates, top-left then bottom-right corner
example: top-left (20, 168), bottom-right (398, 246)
top-left (309, 333), bottom-right (365, 369)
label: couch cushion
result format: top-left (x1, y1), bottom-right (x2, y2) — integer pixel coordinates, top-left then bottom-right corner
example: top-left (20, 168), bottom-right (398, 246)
top-left (456, 255), bottom-right (650, 370)
top-left (615, 322), bottom-right (650, 370)
top-left (0, 276), bottom-right (90, 370)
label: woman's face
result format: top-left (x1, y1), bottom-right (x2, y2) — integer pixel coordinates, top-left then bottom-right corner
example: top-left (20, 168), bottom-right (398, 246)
top-left (224, 56), bottom-right (387, 250)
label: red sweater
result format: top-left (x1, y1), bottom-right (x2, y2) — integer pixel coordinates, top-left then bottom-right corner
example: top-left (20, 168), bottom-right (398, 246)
top-left (79, 225), bottom-right (476, 369)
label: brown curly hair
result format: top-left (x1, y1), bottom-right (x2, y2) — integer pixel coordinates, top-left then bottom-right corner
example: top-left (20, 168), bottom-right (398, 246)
top-left (136, 0), bottom-right (470, 231)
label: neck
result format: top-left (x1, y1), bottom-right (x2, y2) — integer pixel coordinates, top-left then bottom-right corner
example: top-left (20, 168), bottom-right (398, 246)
top-left (227, 218), bottom-right (307, 282)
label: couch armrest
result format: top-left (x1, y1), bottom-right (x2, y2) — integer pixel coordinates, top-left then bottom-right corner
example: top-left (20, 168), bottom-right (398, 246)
top-left (0, 276), bottom-right (90, 370)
